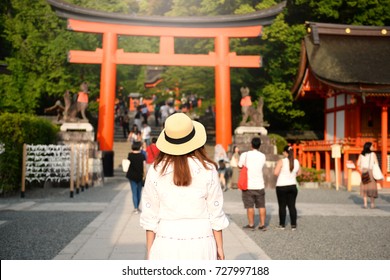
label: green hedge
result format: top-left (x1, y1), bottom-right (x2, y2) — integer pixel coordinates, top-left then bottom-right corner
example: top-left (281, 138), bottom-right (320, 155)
top-left (0, 113), bottom-right (58, 194)
top-left (297, 167), bottom-right (325, 183)
top-left (268, 133), bottom-right (288, 155)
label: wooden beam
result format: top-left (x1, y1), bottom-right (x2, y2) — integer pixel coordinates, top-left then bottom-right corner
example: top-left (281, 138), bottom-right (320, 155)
top-left (68, 49), bottom-right (103, 64)
top-left (68, 19), bottom-right (262, 38)
top-left (69, 49), bottom-right (261, 68)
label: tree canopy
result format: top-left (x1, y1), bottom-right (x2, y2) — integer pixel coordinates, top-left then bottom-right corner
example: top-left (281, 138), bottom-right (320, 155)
top-left (1, 0), bottom-right (389, 131)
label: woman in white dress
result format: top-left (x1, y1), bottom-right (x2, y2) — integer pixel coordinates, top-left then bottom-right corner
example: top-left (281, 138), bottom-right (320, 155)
top-left (140, 113), bottom-right (229, 260)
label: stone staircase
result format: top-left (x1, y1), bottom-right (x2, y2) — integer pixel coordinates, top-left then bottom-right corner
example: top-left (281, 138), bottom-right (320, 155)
top-left (112, 113), bottom-right (162, 170)
top-left (112, 111), bottom-right (216, 170)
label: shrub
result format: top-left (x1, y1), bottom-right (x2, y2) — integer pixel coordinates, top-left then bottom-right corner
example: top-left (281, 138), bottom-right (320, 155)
top-left (297, 167), bottom-right (325, 183)
top-left (268, 133), bottom-right (288, 154)
top-left (0, 113), bottom-right (58, 194)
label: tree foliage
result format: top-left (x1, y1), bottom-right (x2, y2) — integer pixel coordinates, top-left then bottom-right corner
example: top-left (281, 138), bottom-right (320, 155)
top-left (259, 0), bottom-right (390, 130)
top-left (0, 0), bottom-right (70, 113)
top-left (1, 0), bottom-right (389, 130)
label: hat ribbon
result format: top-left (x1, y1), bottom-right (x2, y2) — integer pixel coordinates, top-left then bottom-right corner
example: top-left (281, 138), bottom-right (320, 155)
top-left (164, 128), bottom-right (196, 145)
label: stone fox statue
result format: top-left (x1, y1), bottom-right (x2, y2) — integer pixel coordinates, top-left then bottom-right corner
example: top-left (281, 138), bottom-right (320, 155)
top-left (240, 96), bottom-right (265, 127)
top-left (44, 100), bottom-right (64, 122)
top-left (63, 82), bottom-right (89, 122)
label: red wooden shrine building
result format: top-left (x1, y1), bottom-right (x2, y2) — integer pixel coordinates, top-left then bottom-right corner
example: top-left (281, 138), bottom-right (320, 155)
top-left (292, 22), bottom-right (390, 188)
top-left (47, 0), bottom-right (285, 175)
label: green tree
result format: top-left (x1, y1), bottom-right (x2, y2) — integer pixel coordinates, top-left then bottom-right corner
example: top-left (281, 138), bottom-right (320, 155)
top-left (138, 0), bottom-right (173, 16)
top-left (72, 0), bottom-right (140, 13)
top-left (258, 0), bottom-right (390, 131)
top-left (0, 0), bottom-right (71, 113)
top-left (2, 0), bottom-right (389, 132)
top-left (289, 0), bottom-right (390, 25)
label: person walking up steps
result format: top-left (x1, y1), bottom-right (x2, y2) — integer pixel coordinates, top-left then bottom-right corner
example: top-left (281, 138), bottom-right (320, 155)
top-left (229, 146), bottom-right (241, 189)
top-left (238, 137), bottom-right (267, 231)
top-left (126, 141), bottom-right (146, 214)
top-left (274, 146), bottom-right (301, 230)
top-left (140, 113), bottom-right (229, 260)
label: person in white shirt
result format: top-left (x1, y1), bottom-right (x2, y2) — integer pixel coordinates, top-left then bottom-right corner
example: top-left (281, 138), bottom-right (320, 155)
top-left (274, 146), bottom-right (301, 230)
top-left (159, 101), bottom-right (170, 126)
top-left (141, 121), bottom-right (151, 146)
top-left (238, 137), bottom-right (267, 231)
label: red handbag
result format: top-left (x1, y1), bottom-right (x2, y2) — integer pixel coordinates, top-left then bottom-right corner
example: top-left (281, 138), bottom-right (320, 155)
top-left (238, 154), bottom-right (248, 191)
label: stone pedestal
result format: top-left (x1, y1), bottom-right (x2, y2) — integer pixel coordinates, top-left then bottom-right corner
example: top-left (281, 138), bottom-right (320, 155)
top-left (56, 122), bottom-right (104, 180)
top-left (57, 123), bottom-right (95, 143)
top-left (60, 122), bottom-right (93, 132)
top-left (235, 126), bottom-right (268, 135)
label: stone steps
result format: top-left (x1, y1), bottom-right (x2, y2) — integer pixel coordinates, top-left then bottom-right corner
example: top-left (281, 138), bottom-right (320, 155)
top-left (112, 111), bottom-right (216, 170)
top-left (113, 141), bottom-right (131, 170)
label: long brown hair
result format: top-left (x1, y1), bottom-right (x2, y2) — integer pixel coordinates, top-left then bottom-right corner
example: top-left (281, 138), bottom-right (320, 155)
top-left (283, 145), bottom-right (294, 172)
top-left (154, 146), bottom-right (217, 186)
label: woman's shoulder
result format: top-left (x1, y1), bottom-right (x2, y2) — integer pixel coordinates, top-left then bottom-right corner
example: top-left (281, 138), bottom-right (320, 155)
top-left (190, 157), bottom-right (216, 171)
top-left (129, 152), bottom-right (144, 158)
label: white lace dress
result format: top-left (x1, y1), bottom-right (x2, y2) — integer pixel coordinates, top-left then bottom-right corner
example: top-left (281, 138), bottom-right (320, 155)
top-left (140, 157), bottom-right (229, 260)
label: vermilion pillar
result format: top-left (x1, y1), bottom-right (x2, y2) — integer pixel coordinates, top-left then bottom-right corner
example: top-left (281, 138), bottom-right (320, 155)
top-left (325, 151), bottom-right (331, 182)
top-left (97, 32), bottom-right (117, 151)
top-left (381, 106), bottom-right (388, 186)
top-left (215, 35), bottom-right (232, 150)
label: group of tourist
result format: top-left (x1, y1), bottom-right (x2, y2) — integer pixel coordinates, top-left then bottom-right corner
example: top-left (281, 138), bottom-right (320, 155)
top-left (236, 138), bottom-right (300, 232)
top-left (122, 109), bottom-right (379, 260)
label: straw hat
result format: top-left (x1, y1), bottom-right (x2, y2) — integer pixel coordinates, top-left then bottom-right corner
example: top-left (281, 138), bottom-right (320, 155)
top-left (156, 113), bottom-right (207, 155)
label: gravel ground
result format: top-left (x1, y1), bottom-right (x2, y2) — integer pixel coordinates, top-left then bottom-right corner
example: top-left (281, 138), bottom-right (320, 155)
top-left (0, 211), bottom-right (100, 260)
top-left (224, 187), bottom-right (390, 260)
top-left (1, 173), bottom-right (390, 260)
top-left (0, 176), bottom-right (126, 260)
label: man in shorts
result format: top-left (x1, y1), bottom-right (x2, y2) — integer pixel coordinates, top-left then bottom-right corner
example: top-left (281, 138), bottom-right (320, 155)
top-left (238, 137), bottom-right (267, 231)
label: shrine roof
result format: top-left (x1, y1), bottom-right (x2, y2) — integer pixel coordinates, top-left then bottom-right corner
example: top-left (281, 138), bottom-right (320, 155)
top-left (292, 22), bottom-right (390, 96)
top-left (47, 0), bottom-right (285, 28)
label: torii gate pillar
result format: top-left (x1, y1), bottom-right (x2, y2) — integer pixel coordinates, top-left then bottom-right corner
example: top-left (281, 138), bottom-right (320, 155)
top-left (215, 35), bottom-right (232, 149)
top-left (98, 32), bottom-right (117, 152)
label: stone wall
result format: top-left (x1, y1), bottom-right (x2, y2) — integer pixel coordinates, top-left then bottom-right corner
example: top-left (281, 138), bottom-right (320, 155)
top-left (232, 132), bottom-right (279, 189)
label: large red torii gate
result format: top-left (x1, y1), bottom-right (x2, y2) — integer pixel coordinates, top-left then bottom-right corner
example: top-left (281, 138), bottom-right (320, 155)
top-left (48, 0), bottom-right (285, 174)
top-left (69, 20), bottom-right (261, 151)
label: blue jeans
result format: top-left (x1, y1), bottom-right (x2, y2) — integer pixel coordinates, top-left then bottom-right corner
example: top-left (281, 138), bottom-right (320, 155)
top-left (129, 179), bottom-right (143, 209)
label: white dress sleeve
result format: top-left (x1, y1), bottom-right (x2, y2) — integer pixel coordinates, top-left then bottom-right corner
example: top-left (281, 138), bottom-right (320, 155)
top-left (206, 167), bottom-right (229, 231)
top-left (139, 168), bottom-right (160, 232)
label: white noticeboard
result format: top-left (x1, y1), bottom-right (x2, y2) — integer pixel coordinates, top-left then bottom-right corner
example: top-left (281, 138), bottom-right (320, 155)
top-left (331, 144), bottom-right (341, 158)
